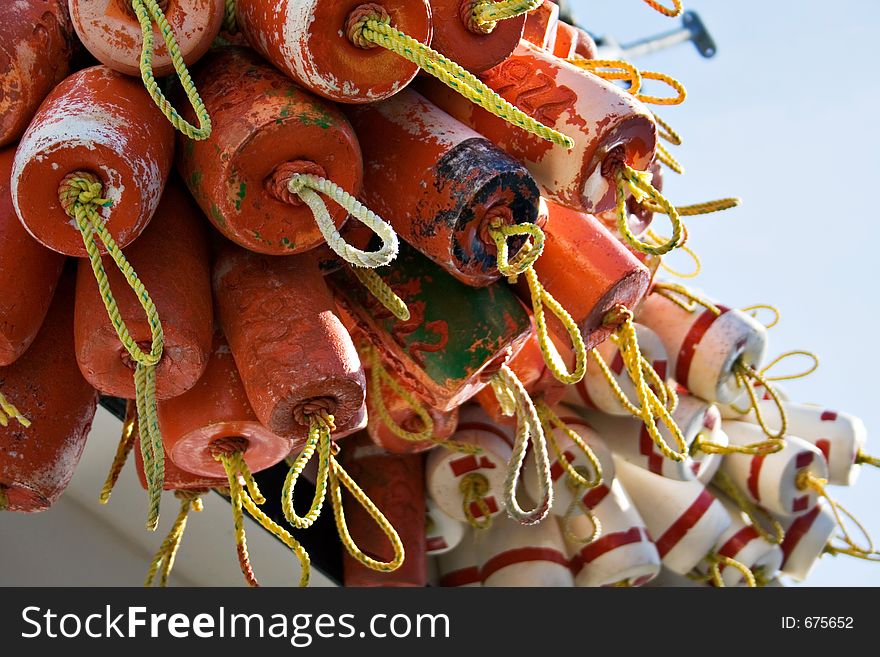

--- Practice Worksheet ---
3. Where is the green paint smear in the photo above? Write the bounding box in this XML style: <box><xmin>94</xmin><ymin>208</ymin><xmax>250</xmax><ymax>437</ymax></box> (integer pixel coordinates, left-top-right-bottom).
<box><xmin>210</xmin><ymin>204</ymin><xmax>226</xmax><ymax>229</ymax></box>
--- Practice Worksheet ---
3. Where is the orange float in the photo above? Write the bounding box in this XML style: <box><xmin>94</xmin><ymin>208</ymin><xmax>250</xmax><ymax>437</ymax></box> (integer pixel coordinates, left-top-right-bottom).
<box><xmin>521</xmin><ymin>0</ymin><xmax>558</xmax><ymax>50</ymax></box>
<box><xmin>0</xmin><ymin>0</ymin><xmax>74</xmax><ymax>147</ymax></box>
<box><xmin>74</xmin><ymin>178</ymin><xmax>212</xmax><ymax>400</ymax></box>
<box><xmin>0</xmin><ymin>146</ymin><xmax>65</xmax><ymax>366</ymax></box>
<box><xmin>366</xmin><ymin>379</ymin><xmax>459</xmax><ymax>453</ymax></box>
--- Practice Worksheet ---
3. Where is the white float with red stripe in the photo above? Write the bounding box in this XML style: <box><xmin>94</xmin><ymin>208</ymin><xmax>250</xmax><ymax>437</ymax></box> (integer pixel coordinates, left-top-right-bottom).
<box><xmin>475</xmin><ymin>513</ymin><xmax>574</xmax><ymax>587</ymax></box>
<box><xmin>426</xmin><ymin>404</ymin><xmax>513</xmax><ymax>524</ymax></box>
<box><xmin>774</xmin><ymin>499</ymin><xmax>836</xmax><ymax>581</ymax></box>
<box><xmin>636</xmin><ymin>290</ymin><xmax>768</xmax><ymax>404</ymax></box>
<box><xmin>719</xmin><ymin>422</ymin><xmax>829</xmax><ymax>516</ymax></box>
<box><xmin>579</xmin><ymin>395</ymin><xmax>726</xmax><ymax>482</ymax></box>
<box><xmin>563</xmin><ymin>323</ymin><xmax>669</xmax><ymax>416</ymax></box>
<box><xmin>425</xmin><ymin>498</ymin><xmax>466</xmax><ymax>556</ymax></box>
<box><xmin>698</xmin><ymin>496</ymin><xmax>783</xmax><ymax>587</ymax></box>
<box><xmin>613</xmin><ymin>456</ymin><xmax>731</xmax><ymax>575</ymax></box>
<box><xmin>523</xmin><ymin>409</ymin><xmax>615</xmax><ymax>515</ymax></box>
<box><xmin>436</xmin><ymin>528</ymin><xmax>481</xmax><ymax>587</ymax></box>
<box><xmin>565</xmin><ymin>479</ymin><xmax>661</xmax><ymax>587</ymax></box>
<box><xmin>739</xmin><ymin>402</ymin><xmax>867</xmax><ymax>486</ymax></box>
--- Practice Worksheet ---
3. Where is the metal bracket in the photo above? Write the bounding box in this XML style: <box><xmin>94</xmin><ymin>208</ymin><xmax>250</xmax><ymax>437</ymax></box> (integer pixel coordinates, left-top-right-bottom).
<box><xmin>593</xmin><ymin>10</ymin><xmax>717</xmax><ymax>60</ymax></box>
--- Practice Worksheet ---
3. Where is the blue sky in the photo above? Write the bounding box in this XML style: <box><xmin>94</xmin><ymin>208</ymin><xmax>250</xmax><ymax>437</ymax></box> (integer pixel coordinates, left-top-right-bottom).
<box><xmin>570</xmin><ymin>0</ymin><xmax>880</xmax><ymax>586</ymax></box>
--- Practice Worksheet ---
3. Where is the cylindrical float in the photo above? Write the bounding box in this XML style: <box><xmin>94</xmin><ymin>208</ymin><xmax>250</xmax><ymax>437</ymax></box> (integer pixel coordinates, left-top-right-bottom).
<box><xmin>427</xmin><ymin>0</ymin><xmax>525</xmax><ymax>73</ymax></box>
<box><xmin>717</xmin><ymin>381</ymin><xmax>788</xmax><ymax>420</ymax></box>
<box><xmin>213</xmin><ymin>243</ymin><xmax>366</xmax><ymax>446</ymax></box>
<box><xmin>344</xmin><ymin>89</ymin><xmax>541</xmax><ymax>286</ymax></box>
<box><xmin>235</xmin><ymin>0</ymin><xmax>432</xmax><ymax>104</ymax></box>
<box><xmin>583</xmin><ymin>395</ymin><xmax>726</xmax><ymax>482</ymax></box>
<box><xmin>135</xmin><ymin>435</ymin><xmax>226</xmax><ymax>491</ymax></box>
<box><xmin>426</xmin><ymin>405</ymin><xmax>513</xmax><ymax>524</ymax></box>
<box><xmin>367</xmin><ymin>379</ymin><xmax>459</xmax><ymax>454</ymax></box>
<box><xmin>0</xmin><ymin>146</ymin><xmax>66</xmax><ymax>365</ymax></box>
<box><xmin>719</xmin><ymin>422</ymin><xmax>828</xmax><ymax>517</ymax></box>
<box><xmin>475</xmin><ymin>513</ymin><xmax>573</xmax><ymax>586</ymax></box>
<box><xmin>521</xmin><ymin>0</ymin><xmax>558</xmax><ymax>50</ymax></box>
<box><xmin>12</xmin><ymin>65</ymin><xmax>174</xmax><ymax>257</ymax></box>
<box><xmin>0</xmin><ymin>0</ymin><xmax>74</xmax><ymax>147</ymax></box>
<box><xmin>614</xmin><ymin>456</ymin><xmax>731</xmax><ymax>575</ymax></box>
<box><xmin>341</xmin><ymin>434</ymin><xmax>427</xmax><ymax>587</ymax></box>
<box><xmin>636</xmin><ymin>290</ymin><xmax>769</xmax><ymax>404</ymax></box>
<box><xmin>553</xmin><ymin>20</ymin><xmax>597</xmax><ymax>59</ymax></box>
<box><xmin>436</xmin><ymin>528</ymin><xmax>481</xmax><ymax>586</ymax></box>
<box><xmin>426</xmin><ymin>498</ymin><xmax>466</xmax><ymax>556</ymax></box>
<box><xmin>564</xmin><ymin>322</ymin><xmax>667</xmax><ymax>416</ymax></box>
<box><xmin>522</xmin><ymin>202</ymin><xmax>650</xmax><ymax>351</ymax></box>
<box><xmin>330</xmin><ymin>243</ymin><xmax>532</xmax><ymax>411</ymax></box>
<box><xmin>74</xmin><ymin>178</ymin><xmax>212</xmax><ymax>400</ymax></box>
<box><xmin>567</xmin><ymin>479</ymin><xmax>661</xmax><ymax>587</ymax></box>
<box><xmin>68</xmin><ymin>0</ymin><xmax>223</xmax><ymax>77</ymax></box>
<box><xmin>775</xmin><ymin>500</ymin><xmax>836</xmax><ymax>582</ymax></box>
<box><xmin>699</xmin><ymin>496</ymin><xmax>784</xmax><ymax>587</ymax></box>
<box><xmin>158</xmin><ymin>333</ymin><xmax>294</xmax><ymax>478</ymax></box>
<box><xmin>741</xmin><ymin>402</ymin><xmax>866</xmax><ymax>486</ymax></box>
<box><xmin>0</xmin><ymin>274</ymin><xmax>99</xmax><ymax>511</ymax></box>
<box><xmin>417</xmin><ymin>40</ymin><xmax>657</xmax><ymax>215</ymax></box>
<box><xmin>523</xmin><ymin>410</ymin><xmax>615</xmax><ymax>515</ymax></box>
<box><xmin>178</xmin><ymin>47</ymin><xmax>363</xmax><ymax>256</ymax></box>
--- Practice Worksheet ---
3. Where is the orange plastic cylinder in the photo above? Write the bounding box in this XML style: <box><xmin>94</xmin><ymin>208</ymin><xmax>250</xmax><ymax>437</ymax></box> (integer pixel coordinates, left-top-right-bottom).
<box><xmin>427</xmin><ymin>0</ymin><xmax>525</xmax><ymax>73</ymax></box>
<box><xmin>236</xmin><ymin>0</ymin><xmax>432</xmax><ymax>104</ymax></box>
<box><xmin>417</xmin><ymin>40</ymin><xmax>656</xmax><ymax>215</ymax></box>
<box><xmin>213</xmin><ymin>243</ymin><xmax>366</xmax><ymax>446</ymax></box>
<box><xmin>0</xmin><ymin>274</ymin><xmax>99</xmax><ymax>511</ymax></box>
<box><xmin>73</xmin><ymin>178</ymin><xmax>212</xmax><ymax>400</ymax></box>
<box><xmin>366</xmin><ymin>380</ymin><xmax>459</xmax><ymax>453</ymax></box>
<box><xmin>177</xmin><ymin>47</ymin><xmax>363</xmax><ymax>256</ymax></box>
<box><xmin>522</xmin><ymin>0</ymin><xmax>558</xmax><ymax>50</ymax></box>
<box><xmin>0</xmin><ymin>146</ymin><xmax>65</xmax><ymax>365</ymax></box>
<box><xmin>521</xmin><ymin>201</ymin><xmax>651</xmax><ymax>351</ymax></box>
<box><xmin>345</xmin><ymin>89</ymin><xmax>541</xmax><ymax>286</ymax></box>
<box><xmin>158</xmin><ymin>333</ymin><xmax>294</xmax><ymax>479</ymax></box>
<box><xmin>68</xmin><ymin>0</ymin><xmax>224</xmax><ymax>77</ymax></box>
<box><xmin>12</xmin><ymin>65</ymin><xmax>174</xmax><ymax>257</ymax></box>
<box><xmin>0</xmin><ymin>0</ymin><xmax>75</xmax><ymax>147</ymax></box>
<box><xmin>341</xmin><ymin>433</ymin><xmax>427</xmax><ymax>586</ymax></box>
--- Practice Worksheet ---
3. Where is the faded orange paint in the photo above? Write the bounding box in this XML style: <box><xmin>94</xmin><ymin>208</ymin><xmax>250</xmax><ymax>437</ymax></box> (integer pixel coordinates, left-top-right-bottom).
<box><xmin>428</xmin><ymin>0</ymin><xmax>524</xmax><ymax>73</ymax></box>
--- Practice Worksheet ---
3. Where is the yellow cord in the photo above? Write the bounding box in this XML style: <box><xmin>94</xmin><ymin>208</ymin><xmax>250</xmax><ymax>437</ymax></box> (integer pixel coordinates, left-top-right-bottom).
<box><xmin>615</xmin><ymin>163</ymin><xmax>683</xmax><ymax>255</ymax></box>
<box><xmin>633</xmin><ymin>70</ymin><xmax>687</xmax><ymax>106</ymax></box>
<box><xmin>760</xmin><ymin>350</ymin><xmax>819</xmax><ymax>382</ymax></box>
<box><xmin>0</xmin><ymin>391</ymin><xmax>30</xmax><ymax>428</ymax></box>
<box><xmin>282</xmin><ymin>413</ymin><xmax>334</xmax><ymax>530</ymax></box>
<box><xmin>131</xmin><ymin>0</ymin><xmax>211</xmax><ymax>139</ymax></box>
<box><xmin>741</xmin><ymin>304</ymin><xmax>781</xmax><ymax>330</ymax></box>
<box><xmin>535</xmin><ymin>399</ymin><xmax>603</xmax><ymax>491</ymax></box>
<box><xmin>642</xmin><ymin>0</ymin><xmax>683</xmax><ymax>17</ymax></box>
<box><xmin>649</xmin><ymin>231</ymin><xmax>701</xmax><ymax>279</ymax></box>
<box><xmin>796</xmin><ymin>470</ymin><xmax>875</xmax><ymax>559</ymax></box>
<box><xmin>733</xmin><ymin>362</ymin><xmax>788</xmax><ymax>440</ymax></box>
<box><xmin>350</xmin><ymin>266</ymin><xmax>410</xmax><ymax>321</ymax></box>
<box><xmin>459</xmin><ymin>473</ymin><xmax>494</xmax><ymax>530</ymax></box>
<box><xmin>0</xmin><ymin>486</ymin><xmax>7</xmax><ymax>511</ymax></box>
<box><xmin>59</xmin><ymin>172</ymin><xmax>165</xmax><ymax>531</ymax></box>
<box><xmin>652</xmin><ymin>113</ymin><xmax>682</xmax><ymax>145</ymax></box>
<box><xmin>489</xmin><ymin>221</ymin><xmax>545</xmax><ymax>278</ymax></box>
<box><xmin>144</xmin><ymin>490</ymin><xmax>204</xmax><ymax>587</ymax></box>
<box><xmin>712</xmin><ymin>470</ymin><xmax>785</xmax><ymax>545</ymax></box>
<box><xmin>640</xmin><ymin>197</ymin><xmax>742</xmax><ymax>216</ymax></box>
<box><xmin>562</xmin><ymin>473</ymin><xmax>603</xmax><ymax>546</ymax></box>
<box><xmin>566</xmin><ymin>59</ymin><xmax>643</xmax><ymax>94</ymax></box>
<box><xmin>349</xmin><ymin>10</ymin><xmax>574</xmax><ymax>148</ymax></box>
<box><xmin>99</xmin><ymin>402</ymin><xmax>138</xmax><ymax>504</ymax></box>
<box><xmin>695</xmin><ymin>431</ymin><xmax>784</xmax><ymax>457</ymax></box>
<box><xmin>470</xmin><ymin>0</ymin><xmax>542</xmax><ymax>33</ymax></box>
<box><xmin>656</xmin><ymin>143</ymin><xmax>684</xmax><ymax>174</ymax></box>
<box><xmin>706</xmin><ymin>553</ymin><xmax>757</xmax><ymax>588</ymax></box>
<box><xmin>856</xmin><ymin>450</ymin><xmax>880</xmax><ymax>469</ymax></box>
<box><xmin>223</xmin><ymin>0</ymin><xmax>237</xmax><ymax>33</ymax></box>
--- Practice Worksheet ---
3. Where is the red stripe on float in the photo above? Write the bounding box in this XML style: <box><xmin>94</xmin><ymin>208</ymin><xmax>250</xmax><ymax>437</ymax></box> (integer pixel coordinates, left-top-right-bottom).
<box><xmin>791</xmin><ymin>495</ymin><xmax>810</xmax><ymax>513</ymax></box>
<box><xmin>639</xmin><ymin>425</ymin><xmax>666</xmax><ymax>475</ymax></box>
<box><xmin>795</xmin><ymin>451</ymin><xmax>814</xmax><ymax>469</ymax></box>
<box><xmin>570</xmin><ymin>527</ymin><xmax>650</xmax><ymax>574</ymax></box>
<box><xmin>468</xmin><ymin>496</ymin><xmax>498</xmax><ymax>519</ymax></box>
<box><xmin>655</xmin><ymin>490</ymin><xmax>716</xmax><ymax>558</ymax></box>
<box><xmin>820</xmin><ymin>411</ymin><xmax>838</xmax><ymax>422</ymax></box>
<box><xmin>574</xmin><ymin>377</ymin><xmax>597</xmax><ymax>410</ymax></box>
<box><xmin>611</xmin><ymin>349</ymin><xmax>625</xmax><ymax>376</ymax></box>
<box><xmin>481</xmin><ymin>547</ymin><xmax>570</xmax><ymax>581</ymax></box>
<box><xmin>426</xmin><ymin>537</ymin><xmax>448</xmax><ymax>553</ymax></box>
<box><xmin>748</xmin><ymin>455</ymin><xmax>766</xmax><ymax>501</ymax></box>
<box><xmin>780</xmin><ymin>505</ymin><xmax>821</xmax><ymax>566</ymax></box>
<box><xmin>675</xmin><ymin>306</ymin><xmax>730</xmax><ymax>387</ymax></box>
<box><xmin>815</xmin><ymin>439</ymin><xmax>831</xmax><ymax>463</ymax></box>
<box><xmin>550</xmin><ymin>450</ymin><xmax>575</xmax><ymax>482</ymax></box>
<box><xmin>439</xmin><ymin>567</ymin><xmax>481</xmax><ymax>587</ymax></box>
<box><xmin>717</xmin><ymin>526</ymin><xmax>759</xmax><ymax>561</ymax></box>
<box><xmin>449</xmin><ymin>454</ymin><xmax>498</xmax><ymax>477</ymax></box>
<box><xmin>581</xmin><ymin>484</ymin><xmax>611</xmax><ymax>509</ymax></box>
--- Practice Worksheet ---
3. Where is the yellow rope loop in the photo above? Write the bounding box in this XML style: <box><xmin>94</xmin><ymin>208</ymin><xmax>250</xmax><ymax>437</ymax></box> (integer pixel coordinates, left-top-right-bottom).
<box><xmin>487</xmin><ymin>221</ymin><xmax>545</xmax><ymax>278</ymax></box>
<box><xmin>368</xmin><ymin>347</ymin><xmax>434</xmax><ymax>442</ymax></box>
<box><xmin>0</xmin><ymin>391</ymin><xmax>30</xmax><ymax>428</ymax></box>
<box><xmin>536</xmin><ymin>399</ymin><xmax>603</xmax><ymax>490</ymax></box>
<box><xmin>824</xmin><ymin>544</ymin><xmax>880</xmax><ymax>562</ymax></box>
<box><xmin>60</xmin><ymin>172</ymin><xmax>166</xmax><ymax>530</ymax></box>
<box><xmin>856</xmin><ymin>450</ymin><xmax>880</xmax><ymax>469</ymax></box>
<box><xmin>282</xmin><ymin>413</ymin><xmax>333</xmax><ymax>530</ymax></box>
<box><xmin>522</xmin><ymin>267</ymin><xmax>588</xmax><ymax>385</ymax></box>
<box><xmin>131</xmin><ymin>0</ymin><xmax>212</xmax><ymax>139</ymax></box>
<box><xmin>760</xmin><ymin>350</ymin><xmax>820</xmax><ymax>382</ymax></box>
<box><xmin>653</xmin><ymin>281</ymin><xmax>721</xmax><ymax>315</ymax></box>
<box><xmin>562</xmin><ymin>484</ymin><xmax>603</xmax><ymax>546</ymax></box>
<box><xmin>634</xmin><ymin>70</ymin><xmax>687</xmax><ymax>106</ymax></box>
<box><xmin>349</xmin><ymin>266</ymin><xmax>410</xmax><ymax>321</ymax></box>
<box><xmin>655</xmin><ymin>143</ymin><xmax>684</xmax><ymax>174</ymax></box>
<box><xmin>706</xmin><ymin>553</ymin><xmax>757</xmax><ymax>588</ymax></box>
<box><xmin>492</xmin><ymin>364</ymin><xmax>553</xmax><ymax>524</ymax></box>
<box><xmin>615</xmin><ymin>164</ymin><xmax>683</xmax><ymax>256</ymax></box>
<box><xmin>733</xmin><ymin>362</ymin><xmax>788</xmax><ymax>440</ymax></box>
<box><xmin>589</xmin><ymin>341</ymin><xmax>676</xmax><ymax>417</ymax></box>
<box><xmin>696</xmin><ymin>433</ymin><xmax>784</xmax><ymax>457</ymax></box>
<box><xmin>642</xmin><ymin>0</ymin><xmax>683</xmax><ymax>17</ymax></box>
<box><xmin>352</xmin><ymin>13</ymin><xmax>574</xmax><ymax>148</ymax></box>
<box><xmin>566</xmin><ymin>58</ymin><xmax>643</xmax><ymax>94</ymax></box>
<box><xmin>459</xmin><ymin>473</ymin><xmax>494</xmax><ymax>530</ymax></box>
<box><xmin>652</xmin><ymin>113</ymin><xmax>682</xmax><ymax>145</ymax></box>
<box><xmin>741</xmin><ymin>304</ymin><xmax>781</xmax><ymax>330</ymax></box>
<box><xmin>712</xmin><ymin>470</ymin><xmax>785</xmax><ymax>545</ymax></box>
<box><xmin>99</xmin><ymin>403</ymin><xmax>138</xmax><ymax>504</ymax></box>
<box><xmin>612</xmin><ymin>308</ymin><xmax>689</xmax><ymax>462</ymax></box>
<box><xmin>241</xmin><ymin>489</ymin><xmax>311</xmax><ymax>587</ymax></box>
<box><xmin>641</xmin><ymin>197</ymin><xmax>742</xmax><ymax>218</ymax></box>
<box><xmin>796</xmin><ymin>470</ymin><xmax>875</xmax><ymax>557</ymax></box>
<box><xmin>648</xmin><ymin>231</ymin><xmax>701</xmax><ymax>279</ymax></box>
<box><xmin>144</xmin><ymin>490</ymin><xmax>205</xmax><ymax>587</ymax></box>
<box><xmin>223</xmin><ymin>0</ymin><xmax>237</xmax><ymax>33</ymax></box>
<box><xmin>329</xmin><ymin>454</ymin><xmax>405</xmax><ymax>572</ymax></box>
<box><xmin>286</xmin><ymin>174</ymin><xmax>399</xmax><ymax>268</ymax></box>
<box><xmin>470</xmin><ymin>0</ymin><xmax>543</xmax><ymax>33</ymax></box>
